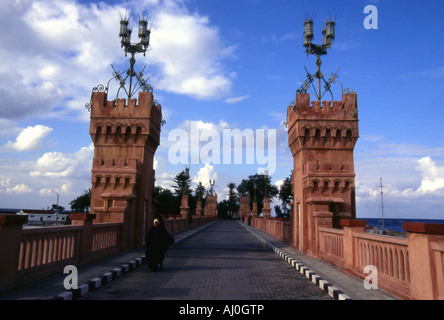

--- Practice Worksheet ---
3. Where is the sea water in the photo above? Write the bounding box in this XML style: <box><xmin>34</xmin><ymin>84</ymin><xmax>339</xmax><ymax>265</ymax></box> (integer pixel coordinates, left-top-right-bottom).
<box><xmin>357</xmin><ymin>218</ymin><xmax>444</xmax><ymax>233</ymax></box>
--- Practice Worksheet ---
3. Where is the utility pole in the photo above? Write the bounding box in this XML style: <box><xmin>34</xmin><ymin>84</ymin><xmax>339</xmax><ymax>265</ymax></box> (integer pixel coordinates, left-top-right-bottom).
<box><xmin>379</xmin><ymin>178</ymin><xmax>384</xmax><ymax>231</ymax></box>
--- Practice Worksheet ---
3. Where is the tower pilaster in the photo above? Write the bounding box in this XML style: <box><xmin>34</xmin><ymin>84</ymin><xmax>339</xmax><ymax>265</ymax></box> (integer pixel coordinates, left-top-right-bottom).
<box><xmin>287</xmin><ymin>93</ymin><xmax>359</xmax><ymax>254</ymax></box>
<box><xmin>89</xmin><ymin>91</ymin><xmax>162</xmax><ymax>249</ymax></box>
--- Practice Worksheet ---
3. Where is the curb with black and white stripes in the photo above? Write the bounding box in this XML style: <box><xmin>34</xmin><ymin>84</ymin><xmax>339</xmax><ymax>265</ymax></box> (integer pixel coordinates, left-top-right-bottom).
<box><xmin>55</xmin><ymin>257</ymin><xmax>146</xmax><ymax>300</ymax></box>
<box><xmin>269</xmin><ymin>245</ymin><xmax>352</xmax><ymax>300</ymax></box>
<box><xmin>240</xmin><ymin>222</ymin><xmax>352</xmax><ymax>300</ymax></box>
<box><xmin>55</xmin><ymin>220</ymin><xmax>219</xmax><ymax>300</ymax></box>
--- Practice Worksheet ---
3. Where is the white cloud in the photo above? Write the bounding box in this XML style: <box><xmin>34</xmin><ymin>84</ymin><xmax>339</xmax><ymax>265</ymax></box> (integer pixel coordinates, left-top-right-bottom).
<box><xmin>0</xmin><ymin>0</ymin><xmax>236</xmax><ymax>124</ymax></box>
<box><xmin>149</xmin><ymin>9</ymin><xmax>235</xmax><ymax>99</ymax></box>
<box><xmin>194</xmin><ymin>163</ymin><xmax>217</xmax><ymax>188</ymax></box>
<box><xmin>270</xmin><ymin>32</ymin><xmax>297</xmax><ymax>43</ymax></box>
<box><xmin>354</xmin><ymin>134</ymin><xmax>444</xmax><ymax>218</ymax></box>
<box><xmin>0</xmin><ymin>0</ymin><xmax>121</xmax><ymax>121</ymax></box>
<box><xmin>0</xmin><ymin>143</ymin><xmax>94</xmax><ymax>208</ymax></box>
<box><xmin>30</xmin><ymin>152</ymin><xmax>76</xmax><ymax>177</ymax></box>
<box><xmin>178</xmin><ymin>119</ymin><xmax>230</xmax><ymax>132</ymax></box>
<box><xmin>5</xmin><ymin>125</ymin><xmax>53</xmax><ymax>151</ymax></box>
<box><xmin>225</xmin><ymin>95</ymin><xmax>249</xmax><ymax>104</ymax></box>
<box><xmin>416</xmin><ymin>157</ymin><xmax>444</xmax><ymax>194</ymax></box>
<box><xmin>356</xmin><ymin>155</ymin><xmax>444</xmax><ymax>218</ymax></box>
<box><xmin>30</xmin><ymin>143</ymin><xmax>93</xmax><ymax>178</ymax></box>
<box><xmin>0</xmin><ymin>178</ymin><xmax>32</xmax><ymax>194</ymax></box>
<box><xmin>6</xmin><ymin>184</ymin><xmax>32</xmax><ymax>194</ymax></box>
<box><xmin>0</xmin><ymin>71</ymin><xmax>63</xmax><ymax>120</ymax></box>
<box><xmin>39</xmin><ymin>188</ymin><xmax>53</xmax><ymax>196</ymax></box>
<box><xmin>274</xmin><ymin>179</ymin><xmax>284</xmax><ymax>189</ymax></box>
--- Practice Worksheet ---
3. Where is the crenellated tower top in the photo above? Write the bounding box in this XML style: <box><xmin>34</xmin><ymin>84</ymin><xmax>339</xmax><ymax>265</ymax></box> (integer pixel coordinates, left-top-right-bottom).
<box><xmin>287</xmin><ymin>93</ymin><xmax>359</xmax><ymax>156</ymax></box>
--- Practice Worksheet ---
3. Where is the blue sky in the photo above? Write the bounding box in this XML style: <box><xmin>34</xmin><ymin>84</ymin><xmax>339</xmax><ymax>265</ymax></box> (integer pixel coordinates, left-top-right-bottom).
<box><xmin>1</xmin><ymin>0</ymin><xmax>444</xmax><ymax>219</ymax></box>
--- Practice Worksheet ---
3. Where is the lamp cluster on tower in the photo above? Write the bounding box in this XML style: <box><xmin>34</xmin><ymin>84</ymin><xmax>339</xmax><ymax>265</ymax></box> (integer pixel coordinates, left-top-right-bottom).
<box><xmin>119</xmin><ymin>15</ymin><xmax>151</xmax><ymax>56</ymax></box>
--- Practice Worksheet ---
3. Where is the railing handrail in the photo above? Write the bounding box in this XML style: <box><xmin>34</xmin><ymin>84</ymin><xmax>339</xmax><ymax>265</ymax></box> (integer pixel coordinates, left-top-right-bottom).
<box><xmin>92</xmin><ymin>222</ymin><xmax>122</xmax><ymax>229</ymax></box>
<box><xmin>21</xmin><ymin>225</ymin><xmax>82</xmax><ymax>235</ymax></box>
<box><xmin>318</xmin><ymin>227</ymin><xmax>344</xmax><ymax>235</ymax></box>
<box><xmin>354</xmin><ymin>231</ymin><xmax>408</xmax><ymax>246</ymax></box>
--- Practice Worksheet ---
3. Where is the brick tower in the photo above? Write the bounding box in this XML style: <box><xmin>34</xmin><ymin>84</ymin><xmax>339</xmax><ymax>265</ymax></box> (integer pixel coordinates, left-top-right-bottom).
<box><xmin>89</xmin><ymin>91</ymin><xmax>162</xmax><ymax>250</ymax></box>
<box><xmin>287</xmin><ymin>93</ymin><xmax>359</xmax><ymax>255</ymax></box>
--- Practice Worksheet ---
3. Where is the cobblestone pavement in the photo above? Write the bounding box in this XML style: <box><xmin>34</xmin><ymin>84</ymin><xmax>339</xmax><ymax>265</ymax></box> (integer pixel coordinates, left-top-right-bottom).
<box><xmin>79</xmin><ymin>220</ymin><xmax>331</xmax><ymax>300</ymax></box>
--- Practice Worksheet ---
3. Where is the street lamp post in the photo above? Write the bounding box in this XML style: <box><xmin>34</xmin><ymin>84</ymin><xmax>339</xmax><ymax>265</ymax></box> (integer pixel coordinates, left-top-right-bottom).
<box><xmin>209</xmin><ymin>179</ymin><xmax>215</xmax><ymax>196</ymax></box>
<box><xmin>264</xmin><ymin>169</ymin><xmax>269</xmax><ymax>199</ymax></box>
<box><xmin>198</xmin><ymin>182</ymin><xmax>203</xmax><ymax>216</ymax></box>
<box><xmin>184</xmin><ymin>167</ymin><xmax>190</xmax><ymax>195</ymax></box>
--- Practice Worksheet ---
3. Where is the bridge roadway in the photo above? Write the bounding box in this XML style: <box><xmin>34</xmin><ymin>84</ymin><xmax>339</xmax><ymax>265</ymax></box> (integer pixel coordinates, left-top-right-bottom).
<box><xmin>0</xmin><ymin>220</ymin><xmax>398</xmax><ymax>302</ymax></box>
<box><xmin>79</xmin><ymin>219</ymin><xmax>331</xmax><ymax>300</ymax></box>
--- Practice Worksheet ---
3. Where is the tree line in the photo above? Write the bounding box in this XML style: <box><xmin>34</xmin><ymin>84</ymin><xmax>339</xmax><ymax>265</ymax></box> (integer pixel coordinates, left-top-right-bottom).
<box><xmin>68</xmin><ymin>171</ymin><xmax>294</xmax><ymax>219</ymax></box>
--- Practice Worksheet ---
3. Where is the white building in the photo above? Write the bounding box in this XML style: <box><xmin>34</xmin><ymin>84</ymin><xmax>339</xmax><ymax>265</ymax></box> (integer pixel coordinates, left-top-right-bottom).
<box><xmin>16</xmin><ymin>209</ymin><xmax>68</xmax><ymax>227</ymax></box>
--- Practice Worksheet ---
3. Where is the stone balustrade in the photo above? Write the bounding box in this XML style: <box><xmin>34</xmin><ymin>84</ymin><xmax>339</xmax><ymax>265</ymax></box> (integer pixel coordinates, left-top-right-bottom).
<box><xmin>0</xmin><ymin>213</ymin><xmax>217</xmax><ymax>294</ymax></box>
<box><xmin>246</xmin><ymin>216</ymin><xmax>444</xmax><ymax>300</ymax></box>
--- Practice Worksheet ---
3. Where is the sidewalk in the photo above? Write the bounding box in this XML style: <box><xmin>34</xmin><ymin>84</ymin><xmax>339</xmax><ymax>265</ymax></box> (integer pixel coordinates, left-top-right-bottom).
<box><xmin>0</xmin><ymin>220</ymin><xmax>219</xmax><ymax>300</ymax></box>
<box><xmin>239</xmin><ymin>221</ymin><xmax>399</xmax><ymax>300</ymax></box>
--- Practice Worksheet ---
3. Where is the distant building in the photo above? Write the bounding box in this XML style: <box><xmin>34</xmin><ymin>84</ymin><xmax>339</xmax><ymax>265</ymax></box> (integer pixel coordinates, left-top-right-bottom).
<box><xmin>0</xmin><ymin>208</ymin><xmax>69</xmax><ymax>227</ymax></box>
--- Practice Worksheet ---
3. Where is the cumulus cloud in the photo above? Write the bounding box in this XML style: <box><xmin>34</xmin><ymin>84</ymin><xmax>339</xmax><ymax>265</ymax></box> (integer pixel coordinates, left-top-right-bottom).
<box><xmin>39</xmin><ymin>188</ymin><xmax>53</xmax><ymax>196</ymax></box>
<box><xmin>0</xmin><ymin>178</ymin><xmax>32</xmax><ymax>194</ymax></box>
<box><xmin>7</xmin><ymin>184</ymin><xmax>32</xmax><ymax>194</ymax></box>
<box><xmin>0</xmin><ymin>143</ymin><xmax>94</xmax><ymax>208</ymax></box>
<box><xmin>0</xmin><ymin>1</ymin><xmax>121</xmax><ymax>121</ymax></box>
<box><xmin>416</xmin><ymin>157</ymin><xmax>444</xmax><ymax>194</ymax></box>
<box><xmin>356</xmin><ymin>156</ymin><xmax>444</xmax><ymax>203</ymax></box>
<box><xmin>5</xmin><ymin>125</ymin><xmax>53</xmax><ymax>151</ymax></box>
<box><xmin>150</xmin><ymin>9</ymin><xmax>235</xmax><ymax>100</ymax></box>
<box><xmin>30</xmin><ymin>152</ymin><xmax>76</xmax><ymax>177</ymax></box>
<box><xmin>0</xmin><ymin>0</ymin><xmax>236</xmax><ymax>123</ymax></box>
<box><xmin>165</xmin><ymin>119</ymin><xmax>278</xmax><ymax>174</ymax></box>
<box><xmin>194</xmin><ymin>163</ymin><xmax>218</xmax><ymax>189</ymax></box>
<box><xmin>274</xmin><ymin>179</ymin><xmax>284</xmax><ymax>189</ymax></box>
<box><xmin>0</xmin><ymin>71</ymin><xmax>63</xmax><ymax>120</ymax></box>
<box><xmin>30</xmin><ymin>143</ymin><xmax>93</xmax><ymax>178</ymax></box>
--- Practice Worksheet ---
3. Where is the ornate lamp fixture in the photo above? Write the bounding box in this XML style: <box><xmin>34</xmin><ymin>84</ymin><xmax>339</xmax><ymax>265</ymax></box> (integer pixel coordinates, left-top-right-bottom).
<box><xmin>86</xmin><ymin>14</ymin><xmax>161</xmax><ymax>113</ymax></box>
<box><xmin>298</xmin><ymin>15</ymin><xmax>339</xmax><ymax>102</ymax></box>
<box><xmin>114</xmin><ymin>14</ymin><xmax>152</xmax><ymax>100</ymax></box>
<box><xmin>283</xmin><ymin>15</ymin><xmax>357</xmax><ymax>129</ymax></box>
<box><xmin>209</xmin><ymin>179</ymin><xmax>215</xmax><ymax>196</ymax></box>
<box><xmin>119</xmin><ymin>15</ymin><xmax>150</xmax><ymax>56</ymax></box>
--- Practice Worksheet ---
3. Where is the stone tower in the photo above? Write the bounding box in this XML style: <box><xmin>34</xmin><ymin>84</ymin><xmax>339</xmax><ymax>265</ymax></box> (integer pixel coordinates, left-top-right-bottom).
<box><xmin>287</xmin><ymin>93</ymin><xmax>359</xmax><ymax>255</ymax></box>
<box><xmin>89</xmin><ymin>91</ymin><xmax>162</xmax><ymax>250</ymax></box>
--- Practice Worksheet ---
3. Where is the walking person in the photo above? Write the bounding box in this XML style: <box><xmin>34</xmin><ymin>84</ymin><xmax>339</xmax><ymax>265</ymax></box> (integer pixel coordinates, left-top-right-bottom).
<box><xmin>145</xmin><ymin>217</ymin><xmax>174</xmax><ymax>272</ymax></box>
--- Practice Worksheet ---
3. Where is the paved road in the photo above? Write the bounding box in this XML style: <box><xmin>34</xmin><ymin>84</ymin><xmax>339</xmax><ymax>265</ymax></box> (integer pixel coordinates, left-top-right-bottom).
<box><xmin>79</xmin><ymin>220</ymin><xmax>331</xmax><ymax>300</ymax></box>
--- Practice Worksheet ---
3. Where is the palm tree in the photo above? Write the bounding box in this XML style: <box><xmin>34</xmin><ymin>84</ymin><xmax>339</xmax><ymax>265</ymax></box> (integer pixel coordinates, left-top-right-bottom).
<box><xmin>69</xmin><ymin>188</ymin><xmax>91</xmax><ymax>213</ymax></box>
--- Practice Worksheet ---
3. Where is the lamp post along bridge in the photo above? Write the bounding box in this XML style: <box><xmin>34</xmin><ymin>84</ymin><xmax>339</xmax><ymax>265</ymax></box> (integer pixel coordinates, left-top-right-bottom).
<box><xmin>85</xmin><ymin>13</ymin><xmax>165</xmax><ymax>128</ymax></box>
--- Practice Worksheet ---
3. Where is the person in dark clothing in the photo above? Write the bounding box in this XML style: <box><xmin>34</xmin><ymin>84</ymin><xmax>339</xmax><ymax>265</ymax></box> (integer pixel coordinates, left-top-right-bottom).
<box><xmin>145</xmin><ymin>218</ymin><xmax>174</xmax><ymax>272</ymax></box>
